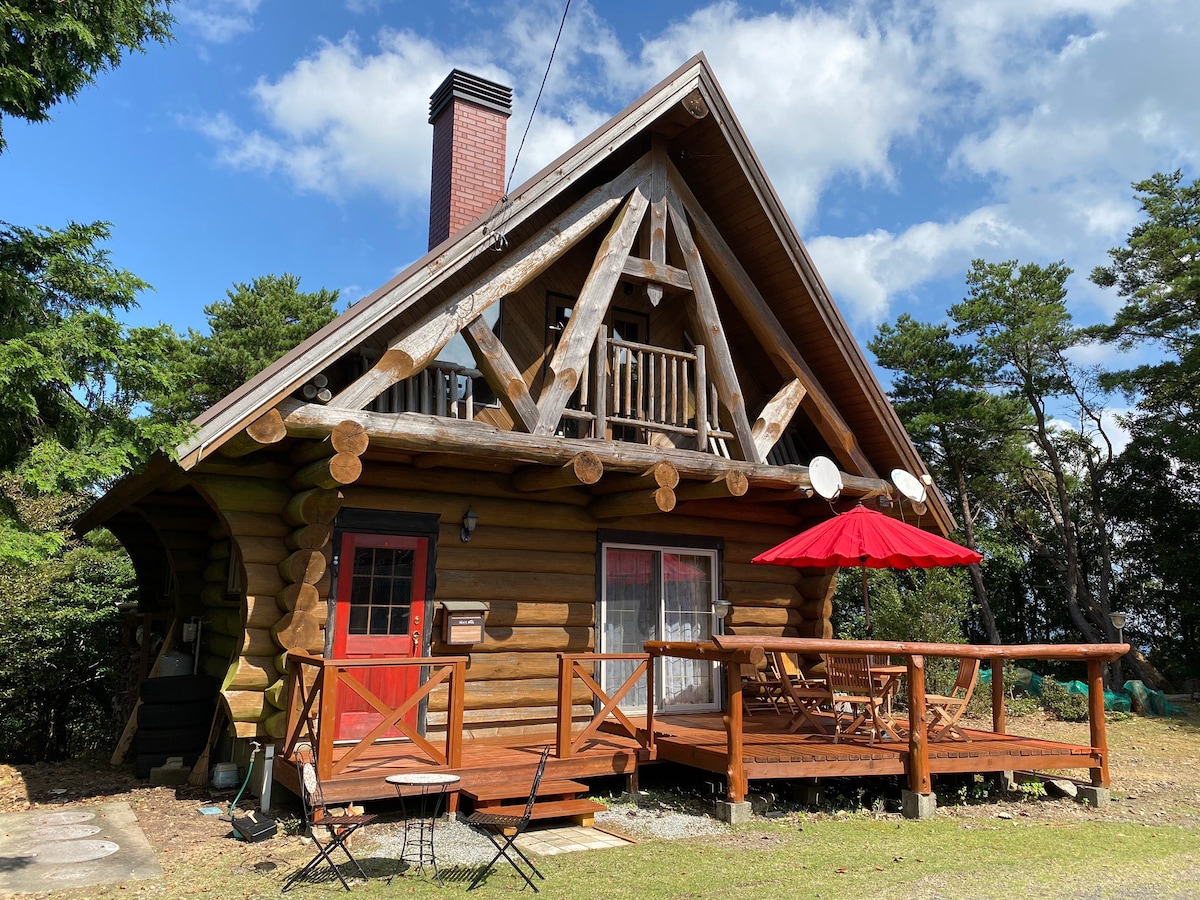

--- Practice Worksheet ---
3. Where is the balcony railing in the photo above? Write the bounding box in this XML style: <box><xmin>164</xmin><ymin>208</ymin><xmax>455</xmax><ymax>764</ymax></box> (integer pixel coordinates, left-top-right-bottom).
<box><xmin>368</xmin><ymin>360</ymin><xmax>479</xmax><ymax>419</ymax></box>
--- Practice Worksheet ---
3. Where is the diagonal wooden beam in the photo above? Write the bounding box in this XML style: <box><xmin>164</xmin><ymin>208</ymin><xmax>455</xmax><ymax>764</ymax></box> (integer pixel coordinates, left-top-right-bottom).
<box><xmin>462</xmin><ymin>317</ymin><xmax>539</xmax><ymax>432</ymax></box>
<box><xmin>646</xmin><ymin>134</ymin><xmax>669</xmax><ymax>307</ymax></box>
<box><xmin>329</xmin><ymin>153</ymin><xmax>652</xmax><ymax>411</ymax></box>
<box><xmin>666</xmin><ymin>196</ymin><xmax>762</xmax><ymax>464</ymax></box>
<box><xmin>534</xmin><ymin>181</ymin><xmax>651</xmax><ymax>435</ymax></box>
<box><xmin>752</xmin><ymin>378</ymin><xmax>807</xmax><ymax>461</ymax></box>
<box><xmin>665</xmin><ymin>160</ymin><xmax>876</xmax><ymax>478</ymax></box>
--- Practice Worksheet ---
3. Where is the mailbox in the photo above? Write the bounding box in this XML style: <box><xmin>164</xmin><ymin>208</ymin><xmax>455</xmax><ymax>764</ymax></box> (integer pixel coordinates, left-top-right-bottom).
<box><xmin>441</xmin><ymin>601</ymin><xmax>486</xmax><ymax>645</ymax></box>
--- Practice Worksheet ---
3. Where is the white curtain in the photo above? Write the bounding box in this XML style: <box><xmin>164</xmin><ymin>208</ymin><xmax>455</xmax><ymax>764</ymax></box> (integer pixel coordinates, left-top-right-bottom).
<box><xmin>661</xmin><ymin>553</ymin><xmax>713</xmax><ymax>707</ymax></box>
<box><xmin>601</xmin><ymin>547</ymin><xmax>714</xmax><ymax>711</ymax></box>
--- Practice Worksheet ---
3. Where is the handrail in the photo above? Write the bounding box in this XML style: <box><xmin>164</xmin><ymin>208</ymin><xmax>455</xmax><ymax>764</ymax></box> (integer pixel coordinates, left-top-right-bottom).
<box><xmin>555</xmin><ymin>653</ymin><xmax>655</xmax><ymax>759</ymax></box>
<box><xmin>651</xmin><ymin>639</ymin><xmax>1124</xmax><ymax>803</ymax></box>
<box><xmin>712</xmin><ymin>635</ymin><xmax>1129</xmax><ymax>662</ymax></box>
<box><xmin>282</xmin><ymin>652</ymin><xmax>468</xmax><ymax>782</ymax></box>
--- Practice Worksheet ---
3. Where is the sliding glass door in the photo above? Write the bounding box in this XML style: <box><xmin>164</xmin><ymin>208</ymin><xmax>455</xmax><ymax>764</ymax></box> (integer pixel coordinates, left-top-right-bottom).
<box><xmin>599</xmin><ymin>543</ymin><xmax>719</xmax><ymax>714</ymax></box>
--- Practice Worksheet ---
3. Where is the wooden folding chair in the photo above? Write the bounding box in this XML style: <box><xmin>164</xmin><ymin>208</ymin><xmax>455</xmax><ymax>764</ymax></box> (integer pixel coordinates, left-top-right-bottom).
<box><xmin>771</xmin><ymin>652</ymin><xmax>831</xmax><ymax>733</ymax></box>
<box><xmin>823</xmin><ymin>655</ymin><xmax>903</xmax><ymax>745</ymax></box>
<box><xmin>282</xmin><ymin>747</ymin><xmax>377</xmax><ymax>892</ymax></box>
<box><xmin>466</xmin><ymin>747</ymin><xmax>551</xmax><ymax>892</ymax></box>
<box><xmin>926</xmin><ymin>658</ymin><xmax>980</xmax><ymax>740</ymax></box>
<box><xmin>738</xmin><ymin>662</ymin><xmax>786</xmax><ymax>716</ymax></box>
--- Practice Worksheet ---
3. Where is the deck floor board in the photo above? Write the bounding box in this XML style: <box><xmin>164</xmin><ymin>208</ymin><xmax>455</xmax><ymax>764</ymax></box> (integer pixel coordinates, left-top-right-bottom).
<box><xmin>283</xmin><ymin>714</ymin><xmax>1100</xmax><ymax>806</ymax></box>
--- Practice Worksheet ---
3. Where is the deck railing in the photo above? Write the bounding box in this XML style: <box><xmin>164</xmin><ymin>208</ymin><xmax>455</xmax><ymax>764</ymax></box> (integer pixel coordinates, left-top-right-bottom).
<box><xmin>282</xmin><ymin>652</ymin><xmax>467</xmax><ymax>783</ymax></box>
<box><xmin>555</xmin><ymin>652</ymin><xmax>658</xmax><ymax>758</ymax></box>
<box><xmin>652</xmin><ymin>637</ymin><xmax>1129</xmax><ymax>804</ymax></box>
<box><xmin>368</xmin><ymin>359</ymin><xmax>479</xmax><ymax>419</ymax></box>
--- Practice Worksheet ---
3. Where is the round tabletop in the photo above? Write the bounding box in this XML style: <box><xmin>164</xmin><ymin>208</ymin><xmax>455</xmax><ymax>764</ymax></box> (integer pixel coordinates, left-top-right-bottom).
<box><xmin>385</xmin><ymin>772</ymin><xmax>461</xmax><ymax>786</ymax></box>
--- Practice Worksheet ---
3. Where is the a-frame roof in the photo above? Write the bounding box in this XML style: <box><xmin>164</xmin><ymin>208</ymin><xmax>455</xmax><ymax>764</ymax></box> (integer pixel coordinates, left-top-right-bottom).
<box><xmin>165</xmin><ymin>54</ymin><xmax>950</xmax><ymax>533</ymax></box>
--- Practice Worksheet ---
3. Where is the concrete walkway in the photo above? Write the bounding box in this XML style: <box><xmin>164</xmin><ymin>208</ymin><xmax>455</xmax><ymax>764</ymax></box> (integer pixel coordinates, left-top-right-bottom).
<box><xmin>0</xmin><ymin>802</ymin><xmax>160</xmax><ymax>895</ymax></box>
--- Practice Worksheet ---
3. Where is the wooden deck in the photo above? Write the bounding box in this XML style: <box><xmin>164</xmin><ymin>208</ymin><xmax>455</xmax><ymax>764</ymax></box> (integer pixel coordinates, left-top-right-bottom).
<box><xmin>277</xmin><ymin>643</ymin><xmax>1119</xmax><ymax>811</ymax></box>
<box><xmin>278</xmin><ymin>713</ymin><xmax>1098</xmax><ymax>807</ymax></box>
<box><xmin>275</xmin><ymin>728</ymin><xmax>644</xmax><ymax>806</ymax></box>
<box><xmin>650</xmin><ymin>713</ymin><xmax>1099</xmax><ymax>782</ymax></box>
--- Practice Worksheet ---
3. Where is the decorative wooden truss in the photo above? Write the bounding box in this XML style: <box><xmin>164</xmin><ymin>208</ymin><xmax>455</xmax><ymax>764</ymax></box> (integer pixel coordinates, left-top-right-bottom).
<box><xmin>323</xmin><ymin>139</ymin><xmax>873</xmax><ymax>477</ymax></box>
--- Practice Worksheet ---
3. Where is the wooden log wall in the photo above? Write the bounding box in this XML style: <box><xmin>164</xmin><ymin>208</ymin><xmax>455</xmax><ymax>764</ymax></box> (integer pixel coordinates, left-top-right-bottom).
<box><xmin>190</xmin><ymin>422</ymin><xmax>367</xmax><ymax>741</ymax></box>
<box><xmin>343</xmin><ymin>458</ymin><xmax>836</xmax><ymax>740</ymax></box>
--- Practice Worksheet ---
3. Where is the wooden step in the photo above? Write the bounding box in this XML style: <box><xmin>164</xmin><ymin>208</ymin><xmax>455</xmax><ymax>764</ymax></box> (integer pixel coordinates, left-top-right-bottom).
<box><xmin>463</xmin><ymin>779</ymin><xmax>589</xmax><ymax>804</ymax></box>
<box><xmin>481</xmin><ymin>798</ymin><xmax>607</xmax><ymax>833</ymax></box>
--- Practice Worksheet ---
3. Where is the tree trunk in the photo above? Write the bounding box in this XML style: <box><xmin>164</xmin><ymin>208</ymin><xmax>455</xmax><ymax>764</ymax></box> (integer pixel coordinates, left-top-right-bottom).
<box><xmin>950</xmin><ymin>457</ymin><xmax>1000</xmax><ymax>643</ymax></box>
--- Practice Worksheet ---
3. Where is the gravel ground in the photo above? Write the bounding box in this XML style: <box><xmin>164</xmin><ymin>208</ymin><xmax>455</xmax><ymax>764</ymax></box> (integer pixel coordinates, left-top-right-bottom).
<box><xmin>368</xmin><ymin>796</ymin><xmax>730</xmax><ymax>866</ymax></box>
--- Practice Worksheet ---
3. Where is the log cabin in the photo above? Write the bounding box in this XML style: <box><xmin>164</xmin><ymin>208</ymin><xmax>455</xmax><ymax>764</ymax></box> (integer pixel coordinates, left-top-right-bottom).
<box><xmin>80</xmin><ymin>55</ymin><xmax>1111</xmax><ymax>813</ymax></box>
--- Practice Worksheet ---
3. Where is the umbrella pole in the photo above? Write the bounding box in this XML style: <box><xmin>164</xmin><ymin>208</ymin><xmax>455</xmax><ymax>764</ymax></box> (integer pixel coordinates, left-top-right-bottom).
<box><xmin>861</xmin><ymin>565</ymin><xmax>872</xmax><ymax>637</ymax></box>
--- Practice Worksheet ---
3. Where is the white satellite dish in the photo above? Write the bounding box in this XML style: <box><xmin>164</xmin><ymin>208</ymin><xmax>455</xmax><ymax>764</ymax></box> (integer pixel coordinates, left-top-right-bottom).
<box><xmin>891</xmin><ymin>469</ymin><xmax>928</xmax><ymax>504</ymax></box>
<box><xmin>808</xmin><ymin>456</ymin><xmax>843</xmax><ymax>500</ymax></box>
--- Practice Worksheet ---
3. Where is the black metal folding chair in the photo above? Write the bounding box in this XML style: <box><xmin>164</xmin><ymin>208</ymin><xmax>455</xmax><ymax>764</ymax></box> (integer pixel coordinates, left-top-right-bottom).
<box><xmin>282</xmin><ymin>748</ymin><xmax>377</xmax><ymax>892</ymax></box>
<box><xmin>465</xmin><ymin>747</ymin><xmax>551</xmax><ymax>892</ymax></box>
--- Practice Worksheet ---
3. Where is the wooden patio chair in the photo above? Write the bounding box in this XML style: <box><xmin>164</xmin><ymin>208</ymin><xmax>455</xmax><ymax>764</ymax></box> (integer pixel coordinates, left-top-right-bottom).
<box><xmin>822</xmin><ymin>655</ymin><xmax>904</xmax><ymax>745</ymax></box>
<box><xmin>738</xmin><ymin>662</ymin><xmax>786</xmax><ymax>716</ymax></box>
<box><xmin>771</xmin><ymin>652</ymin><xmax>832</xmax><ymax>733</ymax></box>
<box><xmin>282</xmin><ymin>746</ymin><xmax>378</xmax><ymax>892</ymax></box>
<box><xmin>466</xmin><ymin>747</ymin><xmax>551</xmax><ymax>892</ymax></box>
<box><xmin>925</xmin><ymin>658</ymin><xmax>980</xmax><ymax>741</ymax></box>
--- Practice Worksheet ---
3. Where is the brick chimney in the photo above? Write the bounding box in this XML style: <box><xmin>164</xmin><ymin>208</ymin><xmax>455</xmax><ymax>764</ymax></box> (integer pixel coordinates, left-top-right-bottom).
<box><xmin>428</xmin><ymin>70</ymin><xmax>513</xmax><ymax>250</ymax></box>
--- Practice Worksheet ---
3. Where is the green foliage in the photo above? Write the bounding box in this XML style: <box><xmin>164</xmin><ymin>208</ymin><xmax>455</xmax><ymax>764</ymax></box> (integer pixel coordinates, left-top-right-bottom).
<box><xmin>1040</xmin><ymin>678</ymin><xmax>1089</xmax><ymax>722</ymax></box>
<box><xmin>0</xmin><ymin>0</ymin><xmax>175</xmax><ymax>150</ymax></box>
<box><xmin>0</xmin><ymin>535</ymin><xmax>133</xmax><ymax>761</ymax></box>
<box><xmin>1090</xmin><ymin>171</ymin><xmax>1200</xmax><ymax>462</ymax></box>
<box><xmin>154</xmin><ymin>274</ymin><xmax>339</xmax><ymax>420</ymax></box>
<box><xmin>0</xmin><ymin>220</ymin><xmax>187</xmax><ymax>492</ymax></box>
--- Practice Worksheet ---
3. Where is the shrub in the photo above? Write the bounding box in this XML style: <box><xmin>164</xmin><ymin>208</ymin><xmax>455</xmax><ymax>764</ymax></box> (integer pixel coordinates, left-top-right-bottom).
<box><xmin>1041</xmin><ymin>677</ymin><xmax>1089</xmax><ymax>722</ymax></box>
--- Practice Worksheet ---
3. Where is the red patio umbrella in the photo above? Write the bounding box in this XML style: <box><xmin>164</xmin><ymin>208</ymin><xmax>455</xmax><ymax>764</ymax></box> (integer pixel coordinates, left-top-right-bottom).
<box><xmin>752</xmin><ymin>504</ymin><xmax>982</xmax><ymax>634</ymax></box>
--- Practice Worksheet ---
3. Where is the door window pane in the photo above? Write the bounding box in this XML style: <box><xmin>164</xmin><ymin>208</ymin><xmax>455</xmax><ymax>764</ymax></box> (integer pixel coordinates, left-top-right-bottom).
<box><xmin>346</xmin><ymin>547</ymin><xmax>415</xmax><ymax>635</ymax></box>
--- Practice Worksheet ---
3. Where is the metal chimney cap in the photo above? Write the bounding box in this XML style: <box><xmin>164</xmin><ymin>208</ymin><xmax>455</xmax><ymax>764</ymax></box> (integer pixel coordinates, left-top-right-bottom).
<box><xmin>429</xmin><ymin>69</ymin><xmax>513</xmax><ymax>123</ymax></box>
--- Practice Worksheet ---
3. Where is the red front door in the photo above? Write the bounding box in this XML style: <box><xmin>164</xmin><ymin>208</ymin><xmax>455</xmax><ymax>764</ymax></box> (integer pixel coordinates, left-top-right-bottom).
<box><xmin>331</xmin><ymin>532</ymin><xmax>429</xmax><ymax>742</ymax></box>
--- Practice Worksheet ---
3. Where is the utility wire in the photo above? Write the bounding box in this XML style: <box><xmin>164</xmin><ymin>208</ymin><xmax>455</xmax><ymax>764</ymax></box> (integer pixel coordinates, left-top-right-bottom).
<box><xmin>505</xmin><ymin>0</ymin><xmax>573</xmax><ymax>197</ymax></box>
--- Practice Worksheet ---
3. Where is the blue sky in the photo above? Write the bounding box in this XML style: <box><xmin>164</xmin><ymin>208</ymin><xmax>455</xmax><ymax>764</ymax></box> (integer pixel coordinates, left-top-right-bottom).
<box><xmin>3</xmin><ymin>0</ymin><xmax>1198</xmax><ymax>377</ymax></box>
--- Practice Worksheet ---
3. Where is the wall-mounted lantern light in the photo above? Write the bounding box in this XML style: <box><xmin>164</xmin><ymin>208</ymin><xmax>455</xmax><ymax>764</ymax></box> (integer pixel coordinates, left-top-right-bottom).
<box><xmin>461</xmin><ymin>507</ymin><xmax>478</xmax><ymax>543</ymax></box>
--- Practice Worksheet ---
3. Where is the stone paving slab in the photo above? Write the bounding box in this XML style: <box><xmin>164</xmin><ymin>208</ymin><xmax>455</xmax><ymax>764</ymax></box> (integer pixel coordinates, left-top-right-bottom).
<box><xmin>515</xmin><ymin>824</ymin><xmax>632</xmax><ymax>856</ymax></box>
<box><xmin>0</xmin><ymin>802</ymin><xmax>160</xmax><ymax>895</ymax></box>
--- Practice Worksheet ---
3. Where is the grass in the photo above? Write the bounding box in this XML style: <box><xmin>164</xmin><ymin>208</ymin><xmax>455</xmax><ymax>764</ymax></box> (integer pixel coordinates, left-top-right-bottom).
<box><xmin>86</xmin><ymin>814</ymin><xmax>1199</xmax><ymax>900</ymax></box>
<box><xmin>32</xmin><ymin>707</ymin><xmax>1200</xmax><ymax>899</ymax></box>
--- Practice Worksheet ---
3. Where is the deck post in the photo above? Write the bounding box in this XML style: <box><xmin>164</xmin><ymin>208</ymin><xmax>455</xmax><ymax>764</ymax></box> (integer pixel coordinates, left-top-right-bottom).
<box><xmin>906</xmin><ymin>655</ymin><xmax>931</xmax><ymax>796</ymax></box>
<box><xmin>448</xmin><ymin>659</ymin><xmax>466</xmax><ymax>768</ymax></box>
<box><xmin>991</xmin><ymin>658</ymin><xmax>1006</xmax><ymax>735</ymax></box>
<box><xmin>556</xmin><ymin>653</ymin><xmax>573</xmax><ymax>759</ymax></box>
<box><xmin>1087</xmin><ymin>658</ymin><xmax>1109</xmax><ymax>787</ymax></box>
<box><xmin>645</xmin><ymin>653</ymin><xmax>656</xmax><ymax>755</ymax></box>
<box><xmin>724</xmin><ymin>662</ymin><xmax>746</xmax><ymax>802</ymax></box>
<box><xmin>318</xmin><ymin>663</ymin><xmax>337</xmax><ymax>782</ymax></box>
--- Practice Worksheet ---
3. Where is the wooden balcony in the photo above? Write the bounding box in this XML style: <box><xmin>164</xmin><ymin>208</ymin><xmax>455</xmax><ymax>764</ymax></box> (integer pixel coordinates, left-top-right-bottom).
<box><xmin>277</xmin><ymin>640</ymin><xmax>1125</xmax><ymax>810</ymax></box>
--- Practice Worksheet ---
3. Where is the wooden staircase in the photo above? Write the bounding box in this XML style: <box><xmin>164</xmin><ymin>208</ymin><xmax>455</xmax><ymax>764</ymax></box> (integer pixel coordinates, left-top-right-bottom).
<box><xmin>461</xmin><ymin>778</ymin><xmax>606</xmax><ymax>834</ymax></box>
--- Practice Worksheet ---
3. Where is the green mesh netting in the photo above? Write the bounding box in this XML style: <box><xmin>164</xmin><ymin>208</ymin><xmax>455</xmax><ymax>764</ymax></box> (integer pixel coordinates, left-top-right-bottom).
<box><xmin>978</xmin><ymin>667</ymin><xmax>1183</xmax><ymax>715</ymax></box>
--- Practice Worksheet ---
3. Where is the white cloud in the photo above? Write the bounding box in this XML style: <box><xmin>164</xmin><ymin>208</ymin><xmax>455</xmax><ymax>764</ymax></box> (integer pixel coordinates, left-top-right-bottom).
<box><xmin>177</xmin><ymin>0</ymin><xmax>262</xmax><ymax>44</ymax></box>
<box><xmin>635</xmin><ymin>3</ymin><xmax>932</xmax><ymax>229</ymax></box>
<box><xmin>191</xmin><ymin>0</ymin><xmax>1200</xmax><ymax>327</ymax></box>
<box><xmin>197</xmin><ymin>31</ymin><xmax>482</xmax><ymax>203</ymax></box>
<box><xmin>807</xmin><ymin>208</ymin><xmax>1027</xmax><ymax>325</ymax></box>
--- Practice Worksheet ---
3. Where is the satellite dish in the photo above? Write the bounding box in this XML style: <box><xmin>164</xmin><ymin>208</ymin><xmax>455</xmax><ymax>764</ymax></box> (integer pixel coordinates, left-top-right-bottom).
<box><xmin>891</xmin><ymin>469</ymin><xmax>928</xmax><ymax>504</ymax></box>
<box><xmin>808</xmin><ymin>456</ymin><xmax>843</xmax><ymax>500</ymax></box>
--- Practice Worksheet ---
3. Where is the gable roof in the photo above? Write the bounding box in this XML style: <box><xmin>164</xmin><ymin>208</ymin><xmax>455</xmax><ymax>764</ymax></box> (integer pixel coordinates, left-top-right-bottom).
<box><xmin>169</xmin><ymin>54</ymin><xmax>951</xmax><ymax>533</ymax></box>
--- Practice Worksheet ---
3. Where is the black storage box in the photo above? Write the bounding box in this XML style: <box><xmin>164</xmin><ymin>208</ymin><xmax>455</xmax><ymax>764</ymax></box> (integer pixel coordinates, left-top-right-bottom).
<box><xmin>232</xmin><ymin>811</ymin><xmax>278</xmax><ymax>842</ymax></box>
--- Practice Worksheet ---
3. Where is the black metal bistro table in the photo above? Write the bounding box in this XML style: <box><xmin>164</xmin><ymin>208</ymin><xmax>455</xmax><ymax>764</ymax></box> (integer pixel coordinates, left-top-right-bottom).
<box><xmin>385</xmin><ymin>772</ymin><xmax>461</xmax><ymax>885</ymax></box>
